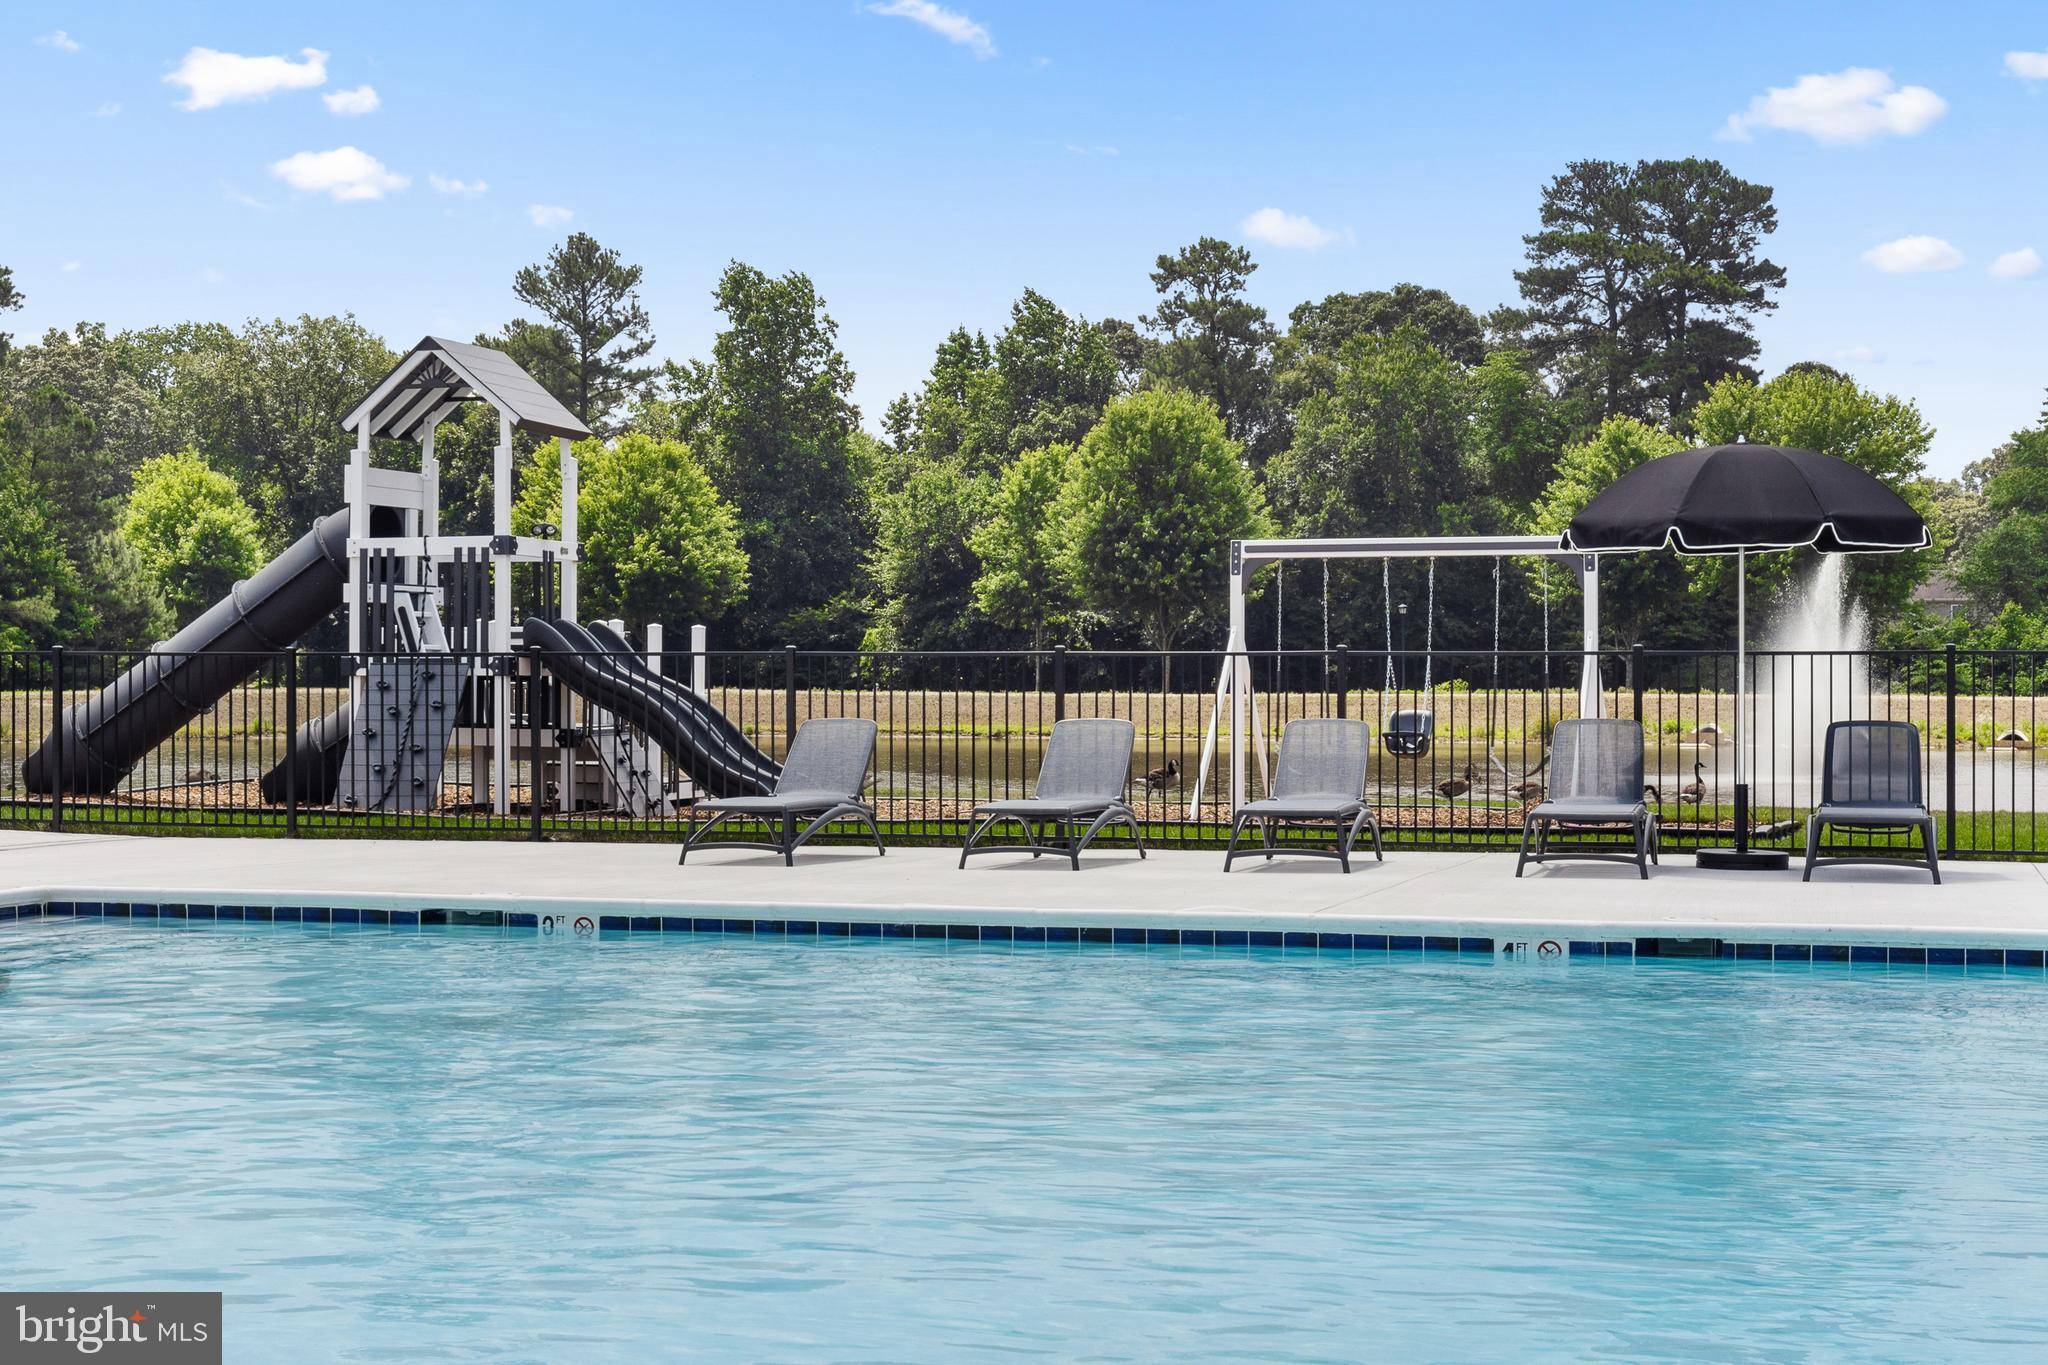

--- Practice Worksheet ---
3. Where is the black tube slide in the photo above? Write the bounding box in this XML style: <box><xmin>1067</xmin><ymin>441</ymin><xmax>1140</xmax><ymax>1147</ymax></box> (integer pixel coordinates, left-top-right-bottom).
<box><xmin>25</xmin><ymin>511</ymin><xmax>352</xmax><ymax>795</ymax></box>
<box><xmin>257</xmin><ymin>701</ymin><xmax>353</xmax><ymax>805</ymax></box>
<box><xmin>522</xmin><ymin>616</ymin><xmax>779</xmax><ymax>799</ymax></box>
<box><xmin>581</xmin><ymin>620</ymin><xmax>772</xmax><ymax>774</ymax></box>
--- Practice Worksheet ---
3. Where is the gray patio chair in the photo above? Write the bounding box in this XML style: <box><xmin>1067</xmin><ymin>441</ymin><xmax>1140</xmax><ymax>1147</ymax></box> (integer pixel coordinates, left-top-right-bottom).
<box><xmin>1223</xmin><ymin>718</ymin><xmax>1382</xmax><ymax>872</ymax></box>
<box><xmin>1803</xmin><ymin>720</ymin><xmax>1938</xmax><ymax>884</ymax></box>
<box><xmin>959</xmin><ymin>717</ymin><xmax>1144</xmax><ymax>870</ymax></box>
<box><xmin>1515</xmin><ymin>718</ymin><xmax>1658</xmax><ymax>879</ymax></box>
<box><xmin>679</xmin><ymin>717</ymin><xmax>883</xmax><ymax>866</ymax></box>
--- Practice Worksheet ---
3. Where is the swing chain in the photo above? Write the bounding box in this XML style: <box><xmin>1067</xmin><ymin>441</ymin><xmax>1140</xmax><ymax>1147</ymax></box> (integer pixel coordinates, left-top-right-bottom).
<box><xmin>1421</xmin><ymin>557</ymin><xmax>1435</xmax><ymax>692</ymax></box>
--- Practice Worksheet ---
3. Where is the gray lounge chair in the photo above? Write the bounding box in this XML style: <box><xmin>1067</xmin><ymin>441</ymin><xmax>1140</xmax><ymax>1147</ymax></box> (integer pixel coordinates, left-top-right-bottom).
<box><xmin>679</xmin><ymin>717</ymin><xmax>883</xmax><ymax>866</ymax></box>
<box><xmin>1224</xmin><ymin>718</ymin><xmax>1382</xmax><ymax>872</ymax></box>
<box><xmin>1515</xmin><ymin>718</ymin><xmax>1658</xmax><ymax>879</ymax></box>
<box><xmin>959</xmin><ymin>717</ymin><xmax>1144</xmax><ymax>870</ymax></box>
<box><xmin>1803</xmin><ymin>720</ymin><xmax>1939</xmax><ymax>884</ymax></box>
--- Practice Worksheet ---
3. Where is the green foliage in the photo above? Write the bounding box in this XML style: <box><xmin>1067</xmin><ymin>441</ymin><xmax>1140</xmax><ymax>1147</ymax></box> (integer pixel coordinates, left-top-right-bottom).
<box><xmin>120</xmin><ymin>450</ymin><xmax>265</xmax><ymax>624</ymax></box>
<box><xmin>668</xmin><ymin>262</ymin><xmax>870</xmax><ymax>647</ymax></box>
<box><xmin>123</xmin><ymin>315</ymin><xmax>399</xmax><ymax>548</ymax></box>
<box><xmin>0</xmin><ymin>264</ymin><xmax>21</xmax><ymax>359</ymax></box>
<box><xmin>1502</xmin><ymin>157</ymin><xmax>1785</xmax><ymax>427</ymax></box>
<box><xmin>867</xmin><ymin>457</ymin><xmax>992</xmax><ymax>651</ymax></box>
<box><xmin>0</xmin><ymin>458</ymin><xmax>80</xmax><ymax>649</ymax></box>
<box><xmin>1690</xmin><ymin>368</ymin><xmax>1936</xmax><ymax>618</ymax></box>
<box><xmin>1956</xmin><ymin>425</ymin><xmax>2048</xmax><ymax>613</ymax></box>
<box><xmin>971</xmin><ymin>442</ymin><xmax>1085</xmax><ymax>651</ymax></box>
<box><xmin>1467</xmin><ymin>348</ymin><xmax>1565</xmax><ymax>511</ymax></box>
<box><xmin>1530</xmin><ymin>416</ymin><xmax>1702</xmax><ymax>649</ymax></box>
<box><xmin>503</xmin><ymin>232</ymin><xmax>656</xmax><ymax>433</ymax></box>
<box><xmin>1275</xmin><ymin>284</ymin><xmax>1486</xmax><ymax>410</ymax></box>
<box><xmin>1141</xmin><ymin>238</ymin><xmax>1276</xmax><ymax>456</ymax></box>
<box><xmin>513</xmin><ymin>434</ymin><xmax>747</xmax><ymax>627</ymax></box>
<box><xmin>1058</xmin><ymin>390</ymin><xmax>1272</xmax><ymax>671</ymax></box>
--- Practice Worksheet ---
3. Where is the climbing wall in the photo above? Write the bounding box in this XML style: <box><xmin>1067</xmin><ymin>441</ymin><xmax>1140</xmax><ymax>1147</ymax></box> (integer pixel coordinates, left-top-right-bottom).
<box><xmin>336</xmin><ymin>657</ymin><xmax>469</xmax><ymax>812</ymax></box>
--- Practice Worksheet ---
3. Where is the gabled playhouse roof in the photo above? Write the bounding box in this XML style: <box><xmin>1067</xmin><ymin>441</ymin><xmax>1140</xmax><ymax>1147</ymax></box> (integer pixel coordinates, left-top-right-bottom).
<box><xmin>341</xmin><ymin>335</ymin><xmax>593</xmax><ymax>443</ymax></box>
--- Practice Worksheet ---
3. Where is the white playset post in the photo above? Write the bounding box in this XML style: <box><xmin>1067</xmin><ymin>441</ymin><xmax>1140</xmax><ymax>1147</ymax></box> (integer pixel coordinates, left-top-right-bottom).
<box><xmin>1191</xmin><ymin>535</ymin><xmax>1605</xmax><ymax>819</ymax></box>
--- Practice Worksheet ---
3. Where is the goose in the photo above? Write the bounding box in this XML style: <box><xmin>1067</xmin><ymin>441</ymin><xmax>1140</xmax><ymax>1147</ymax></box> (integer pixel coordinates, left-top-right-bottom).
<box><xmin>1679</xmin><ymin>760</ymin><xmax>1706</xmax><ymax>806</ymax></box>
<box><xmin>1643</xmin><ymin>784</ymin><xmax>1662</xmax><ymax>803</ymax></box>
<box><xmin>1141</xmin><ymin>757</ymin><xmax>1181</xmax><ymax>792</ymax></box>
<box><xmin>1436</xmin><ymin>763</ymin><xmax>1478</xmax><ymax>800</ymax></box>
<box><xmin>1508</xmin><ymin>751</ymin><xmax>1548</xmax><ymax>803</ymax></box>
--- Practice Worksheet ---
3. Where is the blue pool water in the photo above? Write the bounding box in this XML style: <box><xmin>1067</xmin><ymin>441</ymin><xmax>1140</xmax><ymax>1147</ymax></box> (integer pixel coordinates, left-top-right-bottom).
<box><xmin>4</xmin><ymin>919</ymin><xmax>2048</xmax><ymax>1361</ymax></box>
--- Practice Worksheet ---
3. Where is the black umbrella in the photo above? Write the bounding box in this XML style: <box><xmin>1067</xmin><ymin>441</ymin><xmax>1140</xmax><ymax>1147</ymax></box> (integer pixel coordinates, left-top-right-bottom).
<box><xmin>1559</xmin><ymin>444</ymin><xmax>1929</xmax><ymax>869</ymax></box>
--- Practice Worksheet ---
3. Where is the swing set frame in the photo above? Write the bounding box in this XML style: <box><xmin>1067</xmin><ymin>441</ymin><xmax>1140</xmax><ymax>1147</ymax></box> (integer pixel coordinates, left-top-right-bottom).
<box><xmin>1192</xmin><ymin>535</ymin><xmax>1605</xmax><ymax>818</ymax></box>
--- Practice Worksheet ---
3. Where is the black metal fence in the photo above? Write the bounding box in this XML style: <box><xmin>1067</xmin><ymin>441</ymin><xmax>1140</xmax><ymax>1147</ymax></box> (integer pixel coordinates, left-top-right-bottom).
<box><xmin>1</xmin><ymin>644</ymin><xmax>2042</xmax><ymax>858</ymax></box>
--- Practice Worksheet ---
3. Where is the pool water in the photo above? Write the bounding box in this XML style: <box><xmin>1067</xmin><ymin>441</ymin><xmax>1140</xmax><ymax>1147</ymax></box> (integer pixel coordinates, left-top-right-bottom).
<box><xmin>4</xmin><ymin>919</ymin><xmax>2047</xmax><ymax>1362</ymax></box>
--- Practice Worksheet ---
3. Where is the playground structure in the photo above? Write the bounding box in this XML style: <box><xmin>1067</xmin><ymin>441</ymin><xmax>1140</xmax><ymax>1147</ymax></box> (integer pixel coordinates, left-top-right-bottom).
<box><xmin>23</xmin><ymin>336</ymin><xmax>782</xmax><ymax>816</ymax></box>
<box><xmin>1194</xmin><ymin>534</ymin><xmax>1602</xmax><ymax>817</ymax></box>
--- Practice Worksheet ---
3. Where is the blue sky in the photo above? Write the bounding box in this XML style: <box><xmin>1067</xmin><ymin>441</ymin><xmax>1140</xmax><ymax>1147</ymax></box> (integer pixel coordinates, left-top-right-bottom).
<box><xmin>4</xmin><ymin>1</ymin><xmax>2043</xmax><ymax>476</ymax></box>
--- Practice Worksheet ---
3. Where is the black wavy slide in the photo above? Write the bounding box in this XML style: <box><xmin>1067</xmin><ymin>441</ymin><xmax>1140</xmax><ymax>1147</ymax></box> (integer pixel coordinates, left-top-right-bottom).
<box><xmin>522</xmin><ymin>617</ymin><xmax>779</xmax><ymax>800</ymax></box>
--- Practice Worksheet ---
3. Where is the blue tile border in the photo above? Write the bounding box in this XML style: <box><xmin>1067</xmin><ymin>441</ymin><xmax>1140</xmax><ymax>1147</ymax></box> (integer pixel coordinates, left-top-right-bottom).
<box><xmin>6</xmin><ymin>897</ymin><xmax>2048</xmax><ymax>973</ymax></box>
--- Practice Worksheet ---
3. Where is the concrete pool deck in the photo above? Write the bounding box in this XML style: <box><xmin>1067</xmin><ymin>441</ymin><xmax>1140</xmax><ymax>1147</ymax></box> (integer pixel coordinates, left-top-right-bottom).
<box><xmin>0</xmin><ymin>829</ymin><xmax>2043</xmax><ymax>954</ymax></box>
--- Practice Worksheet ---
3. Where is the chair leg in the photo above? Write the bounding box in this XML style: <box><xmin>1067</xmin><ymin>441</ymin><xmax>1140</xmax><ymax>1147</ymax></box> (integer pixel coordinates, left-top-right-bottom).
<box><xmin>1636</xmin><ymin>816</ymin><xmax>1649</xmax><ymax>879</ymax></box>
<box><xmin>1124</xmin><ymin>807</ymin><xmax>1147</xmax><ymax>860</ymax></box>
<box><xmin>679</xmin><ymin>810</ymin><xmax>729</xmax><ymax>866</ymax></box>
<box><xmin>1260</xmin><ymin>817</ymin><xmax>1275</xmax><ymax>860</ymax></box>
<box><xmin>1923</xmin><ymin>819</ymin><xmax>1940</xmax><ymax>885</ymax></box>
<box><xmin>1516</xmin><ymin>817</ymin><xmax>1536</xmax><ymax>877</ymax></box>
<box><xmin>1369</xmin><ymin>813</ymin><xmax>1384</xmax><ymax>861</ymax></box>
<box><xmin>959</xmin><ymin>812</ymin><xmax>1000</xmax><ymax>869</ymax></box>
<box><xmin>1223</xmin><ymin>814</ymin><xmax>1248</xmax><ymax>870</ymax></box>
<box><xmin>781</xmin><ymin>812</ymin><xmax>795</xmax><ymax>866</ymax></box>
<box><xmin>1802</xmin><ymin>816</ymin><xmax>1819</xmax><ymax>882</ymax></box>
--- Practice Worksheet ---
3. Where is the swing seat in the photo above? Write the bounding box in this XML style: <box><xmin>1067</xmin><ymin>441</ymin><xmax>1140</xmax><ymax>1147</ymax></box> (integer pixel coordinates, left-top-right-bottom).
<box><xmin>1383</xmin><ymin>709</ymin><xmax>1434</xmax><ymax>756</ymax></box>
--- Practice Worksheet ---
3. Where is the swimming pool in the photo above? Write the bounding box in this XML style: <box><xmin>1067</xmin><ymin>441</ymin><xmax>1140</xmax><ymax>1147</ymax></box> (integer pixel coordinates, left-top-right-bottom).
<box><xmin>4</xmin><ymin>918</ymin><xmax>2046</xmax><ymax>1361</ymax></box>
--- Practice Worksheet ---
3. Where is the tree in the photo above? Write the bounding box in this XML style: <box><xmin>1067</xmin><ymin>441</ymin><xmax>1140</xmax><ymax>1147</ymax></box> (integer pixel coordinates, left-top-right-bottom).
<box><xmin>1530</xmin><ymin>416</ymin><xmax>1702</xmax><ymax>653</ymax></box>
<box><xmin>1058</xmin><ymin>390</ymin><xmax>1271</xmax><ymax>688</ymax></box>
<box><xmin>1690</xmin><ymin>367</ymin><xmax>1935</xmax><ymax>619</ymax></box>
<box><xmin>667</xmin><ymin>262</ymin><xmax>870</xmax><ymax>647</ymax></box>
<box><xmin>512</xmin><ymin>433</ymin><xmax>748</xmax><ymax>627</ymax></box>
<box><xmin>1956</xmin><ymin>424</ymin><xmax>2048</xmax><ymax>614</ymax></box>
<box><xmin>0</xmin><ymin>326</ymin><xmax>159</xmax><ymax>540</ymax></box>
<box><xmin>1141</xmin><ymin>238</ymin><xmax>1276</xmax><ymax>455</ymax></box>
<box><xmin>1280</xmin><ymin>284</ymin><xmax>1485</xmax><ymax>375</ymax></box>
<box><xmin>866</xmin><ymin>458</ymin><xmax>992</xmax><ymax>651</ymax></box>
<box><xmin>971</xmin><ymin>442</ymin><xmax>1085</xmax><ymax>672</ymax></box>
<box><xmin>1502</xmin><ymin>158</ymin><xmax>1785</xmax><ymax>426</ymax></box>
<box><xmin>0</xmin><ymin>265</ymin><xmax>21</xmax><ymax>360</ymax></box>
<box><xmin>0</xmin><ymin>458</ymin><xmax>80</xmax><ymax>649</ymax></box>
<box><xmin>1468</xmin><ymin>348</ymin><xmax>1565</xmax><ymax>512</ymax></box>
<box><xmin>120</xmin><ymin>451</ymin><xmax>265</xmax><ymax>624</ymax></box>
<box><xmin>126</xmin><ymin>315</ymin><xmax>398</xmax><ymax>547</ymax></box>
<box><xmin>505</xmin><ymin>232</ymin><xmax>656</xmax><ymax>433</ymax></box>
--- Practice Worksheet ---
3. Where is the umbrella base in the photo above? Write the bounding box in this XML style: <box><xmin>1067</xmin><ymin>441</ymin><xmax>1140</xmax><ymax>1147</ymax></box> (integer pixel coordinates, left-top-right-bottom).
<box><xmin>1695</xmin><ymin>848</ymin><xmax>1790</xmax><ymax>871</ymax></box>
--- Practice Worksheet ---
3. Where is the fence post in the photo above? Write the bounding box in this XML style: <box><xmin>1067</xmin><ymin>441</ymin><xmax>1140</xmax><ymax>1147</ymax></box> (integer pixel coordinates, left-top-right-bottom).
<box><xmin>49</xmin><ymin>645</ymin><xmax>64</xmax><ymax>832</ymax></box>
<box><xmin>284</xmin><ymin>648</ymin><xmax>299</xmax><ymax>838</ymax></box>
<box><xmin>1052</xmin><ymin>646</ymin><xmax>1067</xmax><ymax>724</ymax></box>
<box><xmin>784</xmin><ymin>645</ymin><xmax>799</xmax><ymax>749</ymax></box>
<box><xmin>1631</xmin><ymin>642</ymin><xmax>1645</xmax><ymax>724</ymax></box>
<box><xmin>1334</xmin><ymin>644</ymin><xmax>1349</xmax><ymax>720</ymax></box>
<box><xmin>1944</xmin><ymin>643</ymin><xmax>1957</xmax><ymax>858</ymax></box>
<box><xmin>529</xmin><ymin>646</ymin><xmax>547</xmax><ymax>842</ymax></box>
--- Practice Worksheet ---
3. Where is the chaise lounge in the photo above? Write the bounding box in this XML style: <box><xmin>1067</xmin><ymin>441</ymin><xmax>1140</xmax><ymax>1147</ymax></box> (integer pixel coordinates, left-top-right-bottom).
<box><xmin>1515</xmin><ymin>718</ymin><xmax>1659</xmax><ymax>879</ymax></box>
<box><xmin>959</xmin><ymin>718</ymin><xmax>1145</xmax><ymax>870</ymax></box>
<box><xmin>1803</xmin><ymin>720</ymin><xmax>1939</xmax><ymax>884</ymax></box>
<box><xmin>1223</xmin><ymin>718</ymin><xmax>1382</xmax><ymax>872</ymax></box>
<box><xmin>679</xmin><ymin>717</ymin><xmax>885</xmax><ymax>866</ymax></box>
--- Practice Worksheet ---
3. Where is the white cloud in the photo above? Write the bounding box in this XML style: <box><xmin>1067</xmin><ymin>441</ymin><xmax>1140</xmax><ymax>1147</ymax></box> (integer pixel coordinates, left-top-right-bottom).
<box><xmin>37</xmin><ymin>30</ymin><xmax>81</xmax><ymax>52</ymax></box>
<box><xmin>1063</xmin><ymin>143</ymin><xmax>1119</xmax><ymax>157</ymax></box>
<box><xmin>220</xmin><ymin>182</ymin><xmax>274</xmax><ymax>211</ymax></box>
<box><xmin>268</xmin><ymin>146</ymin><xmax>408</xmax><ymax>202</ymax></box>
<box><xmin>867</xmin><ymin>1</ymin><xmax>996</xmax><ymax>59</ymax></box>
<box><xmin>1240</xmin><ymin>206</ymin><xmax>1348</xmax><ymax>250</ymax></box>
<box><xmin>528</xmin><ymin>203</ymin><xmax>574</xmax><ymax>227</ymax></box>
<box><xmin>1861</xmin><ymin>235</ymin><xmax>1964</xmax><ymax>274</ymax></box>
<box><xmin>166</xmin><ymin>46</ymin><xmax>327</xmax><ymax>111</ymax></box>
<box><xmin>61</xmin><ymin>260</ymin><xmax>81</xmax><ymax>273</ymax></box>
<box><xmin>95</xmin><ymin>102</ymin><xmax>121</xmax><ymax>118</ymax></box>
<box><xmin>429</xmin><ymin>174</ymin><xmax>488</xmax><ymax>197</ymax></box>
<box><xmin>1721</xmin><ymin>67</ymin><xmax>1945</xmax><ymax>144</ymax></box>
<box><xmin>2006</xmin><ymin>50</ymin><xmax>2048</xmax><ymax>81</ymax></box>
<box><xmin>200</xmin><ymin>266</ymin><xmax>226</xmax><ymax>285</ymax></box>
<box><xmin>1833</xmin><ymin>345</ymin><xmax>1884</xmax><ymax>364</ymax></box>
<box><xmin>323</xmin><ymin>84</ymin><xmax>379</xmax><ymax>116</ymax></box>
<box><xmin>1990</xmin><ymin>247</ymin><xmax>2043</xmax><ymax>279</ymax></box>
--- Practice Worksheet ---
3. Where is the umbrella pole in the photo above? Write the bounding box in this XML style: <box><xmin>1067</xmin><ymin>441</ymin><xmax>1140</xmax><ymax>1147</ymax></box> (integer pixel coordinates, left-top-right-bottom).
<box><xmin>1735</xmin><ymin>548</ymin><xmax>1748</xmax><ymax>854</ymax></box>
